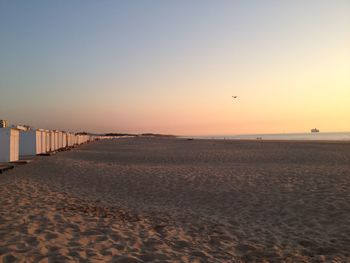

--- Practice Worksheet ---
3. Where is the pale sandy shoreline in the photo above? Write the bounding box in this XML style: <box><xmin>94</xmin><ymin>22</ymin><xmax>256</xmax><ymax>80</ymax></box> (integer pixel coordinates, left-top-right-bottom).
<box><xmin>1</xmin><ymin>137</ymin><xmax>349</xmax><ymax>262</ymax></box>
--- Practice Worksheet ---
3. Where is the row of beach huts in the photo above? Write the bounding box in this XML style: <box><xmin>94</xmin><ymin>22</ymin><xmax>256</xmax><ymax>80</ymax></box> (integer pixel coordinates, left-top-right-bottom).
<box><xmin>0</xmin><ymin>120</ymin><xmax>109</xmax><ymax>164</ymax></box>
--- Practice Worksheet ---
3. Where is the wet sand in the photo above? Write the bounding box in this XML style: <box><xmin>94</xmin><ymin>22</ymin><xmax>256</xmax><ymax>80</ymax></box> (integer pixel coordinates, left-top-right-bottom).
<box><xmin>0</xmin><ymin>138</ymin><xmax>349</xmax><ymax>262</ymax></box>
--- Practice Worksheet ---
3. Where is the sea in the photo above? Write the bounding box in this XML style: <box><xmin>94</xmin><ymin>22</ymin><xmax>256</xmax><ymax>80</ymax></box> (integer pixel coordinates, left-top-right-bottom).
<box><xmin>183</xmin><ymin>132</ymin><xmax>350</xmax><ymax>141</ymax></box>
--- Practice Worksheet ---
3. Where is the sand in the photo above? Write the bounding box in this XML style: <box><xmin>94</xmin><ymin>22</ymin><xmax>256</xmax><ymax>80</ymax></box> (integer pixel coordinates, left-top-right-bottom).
<box><xmin>0</xmin><ymin>137</ymin><xmax>349</xmax><ymax>262</ymax></box>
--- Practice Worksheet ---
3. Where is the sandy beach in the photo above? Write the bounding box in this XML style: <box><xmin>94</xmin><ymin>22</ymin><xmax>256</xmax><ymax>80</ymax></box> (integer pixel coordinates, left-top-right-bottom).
<box><xmin>0</xmin><ymin>137</ymin><xmax>349</xmax><ymax>262</ymax></box>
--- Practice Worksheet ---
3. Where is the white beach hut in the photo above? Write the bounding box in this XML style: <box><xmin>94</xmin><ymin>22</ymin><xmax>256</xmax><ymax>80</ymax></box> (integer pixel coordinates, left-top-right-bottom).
<box><xmin>66</xmin><ymin>133</ymin><xmax>71</xmax><ymax>147</ymax></box>
<box><xmin>76</xmin><ymin>135</ymin><xmax>81</xmax><ymax>145</ymax></box>
<box><xmin>49</xmin><ymin>131</ymin><xmax>56</xmax><ymax>152</ymax></box>
<box><xmin>0</xmin><ymin>128</ymin><xmax>20</xmax><ymax>162</ymax></box>
<box><xmin>19</xmin><ymin>129</ymin><xmax>43</xmax><ymax>156</ymax></box>
<box><xmin>75</xmin><ymin>135</ymin><xmax>78</xmax><ymax>145</ymax></box>
<box><xmin>69</xmin><ymin>134</ymin><xmax>73</xmax><ymax>145</ymax></box>
<box><xmin>40</xmin><ymin>129</ymin><xmax>47</xmax><ymax>154</ymax></box>
<box><xmin>54</xmin><ymin>131</ymin><xmax>59</xmax><ymax>150</ymax></box>
<box><xmin>68</xmin><ymin>133</ymin><xmax>74</xmax><ymax>147</ymax></box>
<box><xmin>57</xmin><ymin>131</ymin><xmax>63</xmax><ymax>149</ymax></box>
<box><xmin>45</xmin><ymin>131</ymin><xmax>50</xmax><ymax>152</ymax></box>
<box><xmin>73</xmin><ymin>134</ymin><xmax>77</xmax><ymax>145</ymax></box>
<box><xmin>62</xmin><ymin>132</ymin><xmax>67</xmax><ymax>148</ymax></box>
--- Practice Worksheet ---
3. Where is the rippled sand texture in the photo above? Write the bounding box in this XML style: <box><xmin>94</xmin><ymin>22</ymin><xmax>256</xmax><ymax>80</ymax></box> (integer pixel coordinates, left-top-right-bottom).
<box><xmin>1</xmin><ymin>138</ymin><xmax>349</xmax><ymax>262</ymax></box>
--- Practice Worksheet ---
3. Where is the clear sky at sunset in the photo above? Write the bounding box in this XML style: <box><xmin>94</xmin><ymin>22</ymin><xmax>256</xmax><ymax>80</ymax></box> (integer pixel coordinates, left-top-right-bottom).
<box><xmin>0</xmin><ymin>1</ymin><xmax>349</xmax><ymax>135</ymax></box>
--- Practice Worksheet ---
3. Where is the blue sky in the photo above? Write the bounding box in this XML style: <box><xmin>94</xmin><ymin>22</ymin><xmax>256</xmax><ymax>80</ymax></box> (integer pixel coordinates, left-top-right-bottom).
<box><xmin>1</xmin><ymin>1</ymin><xmax>349</xmax><ymax>134</ymax></box>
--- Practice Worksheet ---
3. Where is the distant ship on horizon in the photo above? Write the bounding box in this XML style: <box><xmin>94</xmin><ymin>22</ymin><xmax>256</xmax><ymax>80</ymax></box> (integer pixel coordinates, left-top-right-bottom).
<box><xmin>311</xmin><ymin>128</ymin><xmax>320</xmax><ymax>133</ymax></box>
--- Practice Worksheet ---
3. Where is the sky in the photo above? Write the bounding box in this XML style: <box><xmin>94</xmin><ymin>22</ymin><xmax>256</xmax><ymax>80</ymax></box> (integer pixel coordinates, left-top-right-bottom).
<box><xmin>0</xmin><ymin>0</ymin><xmax>349</xmax><ymax>135</ymax></box>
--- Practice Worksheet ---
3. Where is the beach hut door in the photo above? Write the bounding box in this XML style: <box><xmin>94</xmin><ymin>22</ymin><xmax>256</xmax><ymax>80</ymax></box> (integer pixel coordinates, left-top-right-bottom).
<box><xmin>10</xmin><ymin>131</ymin><xmax>19</xmax><ymax>162</ymax></box>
